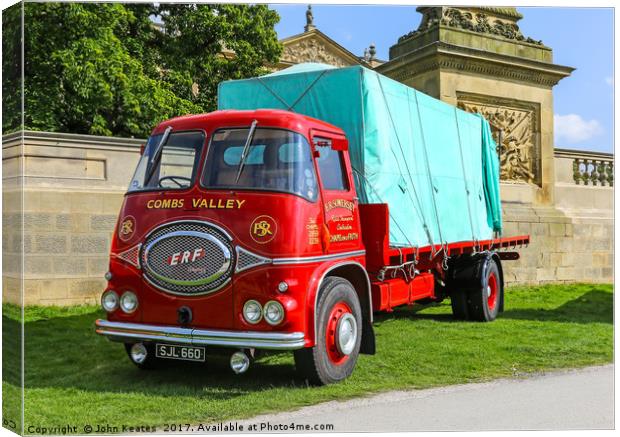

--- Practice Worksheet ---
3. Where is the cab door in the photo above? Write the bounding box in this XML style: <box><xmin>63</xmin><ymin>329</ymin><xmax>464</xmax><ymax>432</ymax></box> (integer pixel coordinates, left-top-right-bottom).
<box><xmin>312</xmin><ymin>132</ymin><xmax>362</xmax><ymax>254</ymax></box>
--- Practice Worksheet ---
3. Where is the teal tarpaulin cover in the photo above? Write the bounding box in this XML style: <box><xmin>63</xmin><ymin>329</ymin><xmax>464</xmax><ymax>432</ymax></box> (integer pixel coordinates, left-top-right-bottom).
<box><xmin>218</xmin><ymin>63</ymin><xmax>502</xmax><ymax>248</ymax></box>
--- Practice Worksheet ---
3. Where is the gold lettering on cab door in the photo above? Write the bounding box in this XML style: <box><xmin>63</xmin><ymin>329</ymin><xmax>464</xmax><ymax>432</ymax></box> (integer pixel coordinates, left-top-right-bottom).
<box><xmin>307</xmin><ymin>217</ymin><xmax>320</xmax><ymax>245</ymax></box>
<box><xmin>146</xmin><ymin>198</ymin><xmax>246</xmax><ymax>209</ymax></box>
<box><xmin>324</xmin><ymin>199</ymin><xmax>355</xmax><ymax>213</ymax></box>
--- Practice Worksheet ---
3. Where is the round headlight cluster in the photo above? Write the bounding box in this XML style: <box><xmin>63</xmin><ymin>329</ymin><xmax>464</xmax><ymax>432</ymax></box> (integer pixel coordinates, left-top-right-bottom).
<box><xmin>243</xmin><ymin>300</ymin><xmax>286</xmax><ymax>325</ymax></box>
<box><xmin>102</xmin><ymin>290</ymin><xmax>138</xmax><ymax>313</ymax></box>
<box><xmin>101</xmin><ymin>290</ymin><xmax>119</xmax><ymax>312</ymax></box>
<box><xmin>243</xmin><ymin>300</ymin><xmax>262</xmax><ymax>324</ymax></box>
<box><xmin>120</xmin><ymin>291</ymin><xmax>138</xmax><ymax>314</ymax></box>
<box><xmin>263</xmin><ymin>300</ymin><xmax>285</xmax><ymax>326</ymax></box>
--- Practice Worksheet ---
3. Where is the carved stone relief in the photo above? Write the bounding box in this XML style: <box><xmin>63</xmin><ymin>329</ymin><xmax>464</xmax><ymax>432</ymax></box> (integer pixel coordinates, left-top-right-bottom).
<box><xmin>458</xmin><ymin>96</ymin><xmax>541</xmax><ymax>185</ymax></box>
<box><xmin>399</xmin><ymin>7</ymin><xmax>543</xmax><ymax>46</ymax></box>
<box><xmin>281</xmin><ymin>38</ymin><xmax>351</xmax><ymax>67</ymax></box>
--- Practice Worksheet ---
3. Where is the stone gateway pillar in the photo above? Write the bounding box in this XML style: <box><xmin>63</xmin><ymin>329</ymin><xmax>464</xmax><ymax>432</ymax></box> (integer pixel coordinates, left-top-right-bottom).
<box><xmin>377</xmin><ymin>6</ymin><xmax>574</xmax><ymax>206</ymax></box>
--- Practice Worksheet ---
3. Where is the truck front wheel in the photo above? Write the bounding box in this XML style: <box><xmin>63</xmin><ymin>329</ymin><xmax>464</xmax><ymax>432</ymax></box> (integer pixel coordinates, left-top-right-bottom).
<box><xmin>294</xmin><ymin>277</ymin><xmax>362</xmax><ymax>385</ymax></box>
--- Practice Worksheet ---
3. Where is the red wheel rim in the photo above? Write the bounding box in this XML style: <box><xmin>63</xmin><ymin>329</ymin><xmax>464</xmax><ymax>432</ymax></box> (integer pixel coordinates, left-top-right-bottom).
<box><xmin>487</xmin><ymin>271</ymin><xmax>498</xmax><ymax>311</ymax></box>
<box><xmin>325</xmin><ymin>302</ymin><xmax>353</xmax><ymax>365</ymax></box>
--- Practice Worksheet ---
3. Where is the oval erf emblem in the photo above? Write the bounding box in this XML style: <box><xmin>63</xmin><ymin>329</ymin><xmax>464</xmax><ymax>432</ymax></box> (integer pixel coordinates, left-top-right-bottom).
<box><xmin>118</xmin><ymin>216</ymin><xmax>136</xmax><ymax>242</ymax></box>
<box><xmin>250</xmin><ymin>215</ymin><xmax>277</xmax><ymax>244</ymax></box>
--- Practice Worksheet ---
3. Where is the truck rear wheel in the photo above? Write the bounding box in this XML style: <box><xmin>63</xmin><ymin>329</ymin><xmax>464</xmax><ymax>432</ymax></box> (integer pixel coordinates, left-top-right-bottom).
<box><xmin>467</xmin><ymin>258</ymin><xmax>502</xmax><ymax>322</ymax></box>
<box><xmin>294</xmin><ymin>277</ymin><xmax>362</xmax><ymax>385</ymax></box>
<box><xmin>449</xmin><ymin>256</ymin><xmax>503</xmax><ymax>322</ymax></box>
<box><xmin>450</xmin><ymin>288</ymin><xmax>470</xmax><ymax>320</ymax></box>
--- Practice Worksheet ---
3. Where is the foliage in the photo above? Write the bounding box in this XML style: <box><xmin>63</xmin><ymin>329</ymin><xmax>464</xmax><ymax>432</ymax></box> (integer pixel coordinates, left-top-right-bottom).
<box><xmin>2</xmin><ymin>283</ymin><xmax>612</xmax><ymax>430</ymax></box>
<box><xmin>2</xmin><ymin>3</ymin><xmax>22</xmax><ymax>132</ymax></box>
<box><xmin>2</xmin><ymin>3</ymin><xmax>281</xmax><ymax>137</ymax></box>
<box><xmin>157</xmin><ymin>4</ymin><xmax>282</xmax><ymax>112</ymax></box>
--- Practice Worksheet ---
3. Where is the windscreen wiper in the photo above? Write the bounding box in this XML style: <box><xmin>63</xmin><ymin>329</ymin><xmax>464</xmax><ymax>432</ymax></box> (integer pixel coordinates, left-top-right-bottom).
<box><xmin>234</xmin><ymin>120</ymin><xmax>258</xmax><ymax>183</ymax></box>
<box><xmin>145</xmin><ymin>126</ymin><xmax>172</xmax><ymax>184</ymax></box>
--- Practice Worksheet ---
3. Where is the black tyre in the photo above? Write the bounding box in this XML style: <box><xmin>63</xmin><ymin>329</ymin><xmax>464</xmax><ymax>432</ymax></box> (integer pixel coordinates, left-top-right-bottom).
<box><xmin>450</xmin><ymin>288</ymin><xmax>470</xmax><ymax>320</ymax></box>
<box><xmin>467</xmin><ymin>258</ymin><xmax>502</xmax><ymax>322</ymax></box>
<box><xmin>124</xmin><ymin>343</ymin><xmax>161</xmax><ymax>369</ymax></box>
<box><xmin>294</xmin><ymin>277</ymin><xmax>362</xmax><ymax>385</ymax></box>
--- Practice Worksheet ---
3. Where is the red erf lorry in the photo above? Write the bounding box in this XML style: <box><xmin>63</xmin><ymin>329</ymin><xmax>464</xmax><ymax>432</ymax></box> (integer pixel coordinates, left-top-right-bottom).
<box><xmin>95</xmin><ymin>109</ymin><xmax>529</xmax><ymax>385</ymax></box>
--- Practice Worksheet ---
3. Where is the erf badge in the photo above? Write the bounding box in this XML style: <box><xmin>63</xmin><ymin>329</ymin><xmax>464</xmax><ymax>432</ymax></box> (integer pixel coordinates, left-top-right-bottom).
<box><xmin>118</xmin><ymin>216</ymin><xmax>136</xmax><ymax>242</ymax></box>
<box><xmin>250</xmin><ymin>215</ymin><xmax>277</xmax><ymax>244</ymax></box>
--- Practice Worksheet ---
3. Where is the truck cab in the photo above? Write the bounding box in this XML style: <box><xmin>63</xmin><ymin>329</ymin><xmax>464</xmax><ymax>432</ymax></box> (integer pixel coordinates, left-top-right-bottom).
<box><xmin>96</xmin><ymin>109</ymin><xmax>374</xmax><ymax>385</ymax></box>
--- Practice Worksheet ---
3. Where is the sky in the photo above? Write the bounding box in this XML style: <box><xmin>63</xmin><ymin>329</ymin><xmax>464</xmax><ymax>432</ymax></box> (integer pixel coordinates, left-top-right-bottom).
<box><xmin>270</xmin><ymin>5</ymin><xmax>614</xmax><ymax>153</ymax></box>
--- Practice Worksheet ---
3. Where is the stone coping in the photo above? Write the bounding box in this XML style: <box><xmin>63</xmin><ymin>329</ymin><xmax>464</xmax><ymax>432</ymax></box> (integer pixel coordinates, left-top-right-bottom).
<box><xmin>2</xmin><ymin>130</ymin><xmax>145</xmax><ymax>151</ymax></box>
<box><xmin>555</xmin><ymin>148</ymin><xmax>614</xmax><ymax>160</ymax></box>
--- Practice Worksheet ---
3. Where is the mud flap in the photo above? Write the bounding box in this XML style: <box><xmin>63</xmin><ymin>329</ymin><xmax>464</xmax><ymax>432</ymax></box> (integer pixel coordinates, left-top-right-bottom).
<box><xmin>360</xmin><ymin>319</ymin><xmax>376</xmax><ymax>355</ymax></box>
<box><xmin>492</xmin><ymin>253</ymin><xmax>505</xmax><ymax>313</ymax></box>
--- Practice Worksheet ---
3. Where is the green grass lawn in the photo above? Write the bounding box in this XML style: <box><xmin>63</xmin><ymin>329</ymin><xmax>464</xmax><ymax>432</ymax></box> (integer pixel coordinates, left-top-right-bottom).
<box><xmin>2</xmin><ymin>283</ymin><xmax>613</xmax><ymax>433</ymax></box>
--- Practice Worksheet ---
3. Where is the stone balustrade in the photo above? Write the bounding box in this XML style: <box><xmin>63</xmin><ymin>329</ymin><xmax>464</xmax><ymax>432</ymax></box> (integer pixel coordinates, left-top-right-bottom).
<box><xmin>560</xmin><ymin>149</ymin><xmax>614</xmax><ymax>187</ymax></box>
<box><xmin>553</xmin><ymin>148</ymin><xmax>613</xmax><ymax>214</ymax></box>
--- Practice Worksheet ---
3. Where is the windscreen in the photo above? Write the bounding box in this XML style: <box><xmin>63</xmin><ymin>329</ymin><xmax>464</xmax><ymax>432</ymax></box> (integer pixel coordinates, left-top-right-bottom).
<box><xmin>128</xmin><ymin>130</ymin><xmax>204</xmax><ymax>192</ymax></box>
<box><xmin>202</xmin><ymin>128</ymin><xmax>318</xmax><ymax>201</ymax></box>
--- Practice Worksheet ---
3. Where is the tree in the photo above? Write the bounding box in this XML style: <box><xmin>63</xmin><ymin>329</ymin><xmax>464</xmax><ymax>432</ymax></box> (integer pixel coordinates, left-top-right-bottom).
<box><xmin>2</xmin><ymin>3</ymin><xmax>23</xmax><ymax>133</ymax></box>
<box><xmin>3</xmin><ymin>3</ymin><xmax>282</xmax><ymax>137</ymax></box>
<box><xmin>155</xmin><ymin>4</ymin><xmax>282</xmax><ymax>112</ymax></box>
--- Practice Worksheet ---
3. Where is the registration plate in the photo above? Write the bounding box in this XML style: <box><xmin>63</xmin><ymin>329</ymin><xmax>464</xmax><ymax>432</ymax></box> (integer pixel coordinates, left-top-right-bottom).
<box><xmin>155</xmin><ymin>344</ymin><xmax>206</xmax><ymax>362</ymax></box>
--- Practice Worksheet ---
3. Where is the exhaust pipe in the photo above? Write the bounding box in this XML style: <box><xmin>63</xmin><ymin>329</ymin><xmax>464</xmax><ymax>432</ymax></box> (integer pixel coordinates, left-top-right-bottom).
<box><xmin>230</xmin><ymin>350</ymin><xmax>250</xmax><ymax>374</ymax></box>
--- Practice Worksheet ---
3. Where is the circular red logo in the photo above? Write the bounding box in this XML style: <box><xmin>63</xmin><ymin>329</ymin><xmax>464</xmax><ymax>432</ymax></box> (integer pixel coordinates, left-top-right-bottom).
<box><xmin>118</xmin><ymin>216</ymin><xmax>136</xmax><ymax>242</ymax></box>
<box><xmin>250</xmin><ymin>215</ymin><xmax>277</xmax><ymax>244</ymax></box>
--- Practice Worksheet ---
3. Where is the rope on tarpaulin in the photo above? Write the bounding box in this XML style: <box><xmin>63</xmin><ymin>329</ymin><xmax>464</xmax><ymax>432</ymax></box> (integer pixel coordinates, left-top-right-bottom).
<box><xmin>352</xmin><ymin>167</ymin><xmax>420</xmax><ymax>283</ymax></box>
<box><xmin>255</xmin><ymin>70</ymin><xmax>330</xmax><ymax>113</ymax></box>
<box><xmin>351</xmin><ymin>167</ymin><xmax>415</xmax><ymax>250</ymax></box>
<box><xmin>411</xmin><ymin>88</ymin><xmax>450</xmax><ymax>266</ymax></box>
<box><xmin>287</xmin><ymin>70</ymin><xmax>329</xmax><ymax>111</ymax></box>
<box><xmin>454</xmin><ymin>107</ymin><xmax>478</xmax><ymax>251</ymax></box>
<box><xmin>374</xmin><ymin>74</ymin><xmax>436</xmax><ymax>255</ymax></box>
<box><xmin>255</xmin><ymin>76</ymin><xmax>291</xmax><ymax>108</ymax></box>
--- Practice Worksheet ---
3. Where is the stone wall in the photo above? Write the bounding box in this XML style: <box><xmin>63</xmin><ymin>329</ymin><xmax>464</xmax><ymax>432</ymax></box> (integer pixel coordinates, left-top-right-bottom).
<box><xmin>2</xmin><ymin>131</ymin><xmax>141</xmax><ymax>306</ymax></box>
<box><xmin>501</xmin><ymin>149</ymin><xmax>613</xmax><ymax>285</ymax></box>
<box><xmin>2</xmin><ymin>131</ymin><xmax>613</xmax><ymax>306</ymax></box>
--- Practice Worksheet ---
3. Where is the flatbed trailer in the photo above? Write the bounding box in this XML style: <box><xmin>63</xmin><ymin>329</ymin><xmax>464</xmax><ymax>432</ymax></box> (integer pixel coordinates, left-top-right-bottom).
<box><xmin>358</xmin><ymin>203</ymin><xmax>529</xmax><ymax>312</ymax></box>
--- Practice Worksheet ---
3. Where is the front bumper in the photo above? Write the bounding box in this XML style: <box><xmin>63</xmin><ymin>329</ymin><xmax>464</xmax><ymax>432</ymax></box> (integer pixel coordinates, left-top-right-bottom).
<box><xmin>95</xmin><ymin>319</ymin><xmax>306</xmax><ymax>350</ymax></box>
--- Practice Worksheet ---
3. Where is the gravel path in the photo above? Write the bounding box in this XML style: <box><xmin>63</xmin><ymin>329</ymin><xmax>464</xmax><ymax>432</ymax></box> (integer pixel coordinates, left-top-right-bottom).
<box><xmin>236</xmin><ymin>365</ymin><xmax>614</xmax><ymax>432</ymax></box>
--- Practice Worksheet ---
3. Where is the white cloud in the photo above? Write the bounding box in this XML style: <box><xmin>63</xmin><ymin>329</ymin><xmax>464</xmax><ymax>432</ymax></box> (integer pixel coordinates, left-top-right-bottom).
<box><xmin>605</xmin><ymin>76</ymin><xmax>613</xmax><ymax>86</ymax></box>
<box><xmin>554</xmin><ymin>114</ymin><xmax>603</xmax><ymax>145</ymax></box>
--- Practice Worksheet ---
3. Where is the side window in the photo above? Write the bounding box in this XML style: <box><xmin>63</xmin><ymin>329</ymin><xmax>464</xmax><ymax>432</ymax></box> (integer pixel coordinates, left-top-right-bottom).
<box><xmin>314</xmin><ymin>138</ymin><xmax>349</xmax><ymax>191</ymax></box>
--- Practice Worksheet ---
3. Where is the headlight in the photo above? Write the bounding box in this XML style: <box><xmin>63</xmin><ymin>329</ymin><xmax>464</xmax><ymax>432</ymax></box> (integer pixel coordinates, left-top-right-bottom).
<box><xmin>263</xmin><ymin>300</ymin><xmax>285</xmax><ymax>326</ymax></box>
<box><xmin>120</xmin><ymin>291</ymin><xmax>138</xmax><ymax>314</ymax></box>
<box><xmin>101</xmin><ymin>290</ymin><xmax>119</xmax><ymax>312</ymax></box>
<box><xmin>277</xmin><ymin>281</ymin><xmax>289</xmax><ymax>293</ymax></box>
<box><xmin>243</xmin><ymin>300</ymin><xmax>262</xmax><ymax>324</ymax></box>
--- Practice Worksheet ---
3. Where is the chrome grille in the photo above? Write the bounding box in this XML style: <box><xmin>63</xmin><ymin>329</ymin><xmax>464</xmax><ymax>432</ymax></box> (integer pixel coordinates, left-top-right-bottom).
<box><xmin>236</xmin><ymin>246</ymin><xmax>271</xmax><ymax>273</ymax></box>
<box><xmin>141</xmin><ymin>221</ymin><xmax>234</xmax><ymax>295</ymax></box>
<box><xmin>115</xmin><ymin>244</ymin><xmax>141</xmax><ymax>268</ymax></box>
